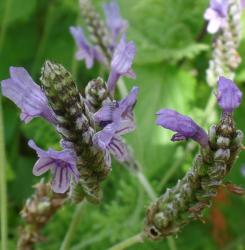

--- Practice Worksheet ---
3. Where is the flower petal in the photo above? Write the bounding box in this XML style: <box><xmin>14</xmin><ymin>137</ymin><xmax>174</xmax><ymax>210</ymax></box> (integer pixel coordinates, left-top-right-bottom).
<box><xmin>70</xmin><ymin>26</ymin><xmax>95</xmax><ymax>69</ymax></box>
<box><xmin>103</xmin><ymin>0</ymin><xmax>128</xmax><ymax>40</ymax></box>
<box><xmin>32</xmin><ymin>158</ymin><xmax>54</xmax><ymax>176</ymax></box>
<box><xmin>109</xmin><ymin>136</ymin><xmax>128</xmax><ymax>162</ymax></box>
<box><xmin>107</xmin><ymin>34</ymin><xmax>136</xmax><ymax>93</ymax></box>
<box><xmin>94</xmin><ymin>101</ymin><xmax>117</xmax><ymax>124</ymax></box>
<box><xmin>156</xmin><ymin>109</ymin><xmax>209</xmax><ymax>147</ymax></box>
<box><xmin>51</xmin><ymin>166</ymin><xmax>71</xmax><ymax>193</ymax></box>
<box><xmin>1</xmin><ymin>67</ymin><xmax>56</xmax><ymax>124</ymax></box>
<box><xmin>217</xmin><ymin>76</ymin><xmax>242</xmax><ymax>112</ymax></box>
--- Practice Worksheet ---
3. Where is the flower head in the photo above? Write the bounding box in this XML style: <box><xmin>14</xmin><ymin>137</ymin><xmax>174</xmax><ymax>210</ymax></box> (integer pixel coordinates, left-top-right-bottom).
<box><xmin>29</xmin><ymin>140</ymin><xmax>80</xmax><ymax>193</ymax></box>
<box><xmin>93</xmin><ymin>87</ymin><xmax>138</xmax><ymax>164</ymax></box>
<box><xmin>1</xmin><ymin>67</ymin><xmax>56</xmax><ymax>124</ymax></box>
<box><xmin>204</xmin><ymin>0</ymin><xmax>229</xmax><ymax>34</ymax></box>
<box><xmin>156</xmin><ymin>109</ymin><xmax>209</xmax><ymax>147</ymax></box>
<box><xmin>103</xmin><ymin>0</ymin><xmax>128</xmax><ymax>40</ymax></box>
<box><xmin>107</xmin><ymin>34</ymin><xmax>136</xmax><ymax>94</ymax></box>
<box><xmin>217</xmin><ymin>76</ymin><xmax>242</xmax><ymax>113</ymax></box>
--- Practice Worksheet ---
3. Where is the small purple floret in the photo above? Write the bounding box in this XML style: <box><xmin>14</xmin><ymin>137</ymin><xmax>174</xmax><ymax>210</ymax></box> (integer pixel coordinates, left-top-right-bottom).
<box><xmin>29</xmin><ymin>140</ymin><xmax>80</xmax><ymax>193</ymax></box>
<box><xmin>103</xmin><ymin>0</ymin><xmax>128</xmax><ymax>41</ymax></box>
<box><xmin>204</xmin><ymin>0</ymin><xmax>229</xmax><ymax>34</ymax></box>
<box><xmin>1</xmin><ymin>67</ymin><xmax>56</xmax><ymax>124</ymax></box>
<box><xmin>217</xmin><ymin>76</ymin><xmax>242</xmax><ymax>113</ymax></box>
<box><xmin>107</xmin><ymin>34</ymin><xmax>136</xmax><ymax>94</ymax></box>
<box><xmin>156</xmin><ymin>109</ymin><xmax>209</xmax><ymax>147</ymax></box>
<box><xmin>69</xmin><ymin>26</ymin><xmax>107</xmax><ymax>69</ymax></box>
<box><xmin>93</xmin><ymin>87</ymin><xmax>138</xmax><ymax>164</ymax></box>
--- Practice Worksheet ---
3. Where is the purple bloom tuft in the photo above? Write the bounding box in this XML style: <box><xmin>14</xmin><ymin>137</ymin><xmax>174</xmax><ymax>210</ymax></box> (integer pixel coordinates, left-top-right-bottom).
<box><xmin>156</xmin><ymin>109</ymin><xmax>209</xmax><ymax>147</ymax></box>
<box><xmin>107</xmin><ymin>34</ymin><xmax>136</xmax><ymax>94</ymax></box>
<box><xmin>217</xmin><ymin>76</ymin><xmax>242</xmax><ymax>113</ymax></box>
<box><xmin>28</xmin><ymin>140</ymin><xmax>80</xmax><ymax>193</ymax></box>
<box><xmin>204</xmin><ymin>0</ymin><xmax>229</xmax><ymax>34</ymax></box>
<box><xmin>69</xmin><ymin>26</ymin><xmax>107</xmax><ymax>69</ymax></box>
<box><xmin>93</xmin><ymin>87</ymin><xmax>138</xmax><ymax>164</ymax></box>
<box><xmin>103</xmin><ymin>0</ymin><xmax>128</xmax><ymax>40</ymax></box>
<box><xmin>1</xmin><ymin>67</ymin><xmax>56</xmax><ymax>124</ymax></box>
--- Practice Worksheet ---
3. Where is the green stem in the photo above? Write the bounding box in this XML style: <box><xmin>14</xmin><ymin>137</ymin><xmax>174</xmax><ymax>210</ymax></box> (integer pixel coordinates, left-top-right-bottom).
<box><xmin>71</xmin><ymin>7</ymin><xmax>81</xmax><ymax>82</ymax></box>
<box><xmin>31</xmin><ymin>3</ymin><xmax>56</xmax><ymax>76</ymax></box>
<box><xmin>135</xmin><ymin>171</ymin><xmax>157</xmax><ymax>200</ymax></box>
<box><xmin>0</xmin><ymin>97</ymin><xmax>8</xmax><ymax>250</ymax></box>
<box><xmin>108</xmin><ymin>233</ymin><xmax>144</xmax><ymax>250</ymax></box>
<box><xmin>60</xmin><ymin>201</ymin><xmax>87</xmax><ymax>250</ymax></box>
<box><xmin>0</xmin><ymin>0</ymin><xmax>11</xmax><ymax>51</ymax></box>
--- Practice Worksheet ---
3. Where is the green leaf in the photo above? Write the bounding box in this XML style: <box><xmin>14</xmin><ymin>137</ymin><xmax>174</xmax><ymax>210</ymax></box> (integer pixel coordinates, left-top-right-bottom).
<box><xmin>118</xmin><ymin>0</ymin><xmax>208</xmax><ymax>64</ymax></box>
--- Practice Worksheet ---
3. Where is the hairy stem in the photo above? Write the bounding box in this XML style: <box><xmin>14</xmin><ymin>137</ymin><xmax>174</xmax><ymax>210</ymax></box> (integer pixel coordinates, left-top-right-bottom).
<box><xmin>0</xmin><ymin>97</ymin><xmax>8</xmax><ymax>250</ymax></box>
<box><xmin>60</xmin><ymin>201</ymin><xmax>87</xmax><ymax>250</ymax></box>
<box><xmin>108</xmin><ymin>233</ymin><xmax>144</xmax><ymax>250</ymax></box>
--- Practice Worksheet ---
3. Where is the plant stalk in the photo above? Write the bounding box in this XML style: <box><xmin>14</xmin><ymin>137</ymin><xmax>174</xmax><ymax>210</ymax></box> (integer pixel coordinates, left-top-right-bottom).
<box><xmin>60</xmin><ymin>201</ymin><xmax>87</xmax><ymax>250</ymax></box>
<box><xmin>108</xmin><ymin>233</ymin><xmax>144</xmax><ymax>250</ymax></box>
<box><xmin>0</xmin><ymin>97</ymin><xmax>8</xmax><ymax>250</ymax></box>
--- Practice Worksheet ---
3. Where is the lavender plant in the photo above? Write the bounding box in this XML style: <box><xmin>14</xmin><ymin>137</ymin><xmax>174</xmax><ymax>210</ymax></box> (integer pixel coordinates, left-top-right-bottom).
<box><xmin>1</xmin><ymin>0</ymin><xmax>245</xmax><ymax>249</ymax></box>
<box><xmin>0</xmin><ymin>22</ymin><xmax>138</xmax><ymax>247</ymax></box>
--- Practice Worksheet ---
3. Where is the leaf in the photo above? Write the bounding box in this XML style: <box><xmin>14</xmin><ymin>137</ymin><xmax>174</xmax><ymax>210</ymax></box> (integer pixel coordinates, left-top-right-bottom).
<box><xmin>0</xmin><ymin>0</ymin><xmax>37</xmax><ymax>24</ymax></box>
<box><xmin>118</xmin><ymin>0</ymin><xmax>208</xmax><ymax>64</ymax></box>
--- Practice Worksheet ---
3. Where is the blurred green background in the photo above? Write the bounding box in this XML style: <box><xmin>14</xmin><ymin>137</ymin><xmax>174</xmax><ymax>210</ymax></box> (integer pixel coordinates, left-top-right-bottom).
<box><xmin>1</xmin><ymin>0</ymin><xmax>245</xmax><ymax>249</ymax></box>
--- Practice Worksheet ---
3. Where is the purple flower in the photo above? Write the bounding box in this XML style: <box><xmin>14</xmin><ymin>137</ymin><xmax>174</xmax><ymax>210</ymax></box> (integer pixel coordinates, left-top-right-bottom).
<box><xmin>204</xmin><ymin>0</ymin><xmax>229</xmax><ymax>34</ymax></box>
<box><xmin>242</xmin><ymin>0</ymin><xmax>245</xmax><ymax>8</ymax></box>
<box><xmin>107</xmin><ymin>34</ymin><xmax>136</xmax><ymax>94</ymax></box>
<box><xmin>1</xmin><ymin>67</ymin><xmax>57</xmax><ymax>124</ymax></box>
<box><xmin>156</xmin><ymin>109</ymin><xmax>209</xmax><ymax>147</ymax></box>
<box><xmin>103</xmin><ymin>0</ymin><xmax>128</xmax><ymax>41</ymax></box>
<box><xmin>69</xmin><ymin>26</ymin><xmax>107</xmax><ymax>69</ymax></box>
<box><xmin>217</xmin><ymin>76</ymin><xmax>242</xmax><ymax>113</ymax></box>
<box><xmin>93</xmin><ymin>87</ymin><xmax>138</xmax><ymax>165</ymax></box>
<box><xmin>29</xmin><ymin>140</ymin><xmax>80</xmax><ymax>193</ymax></box>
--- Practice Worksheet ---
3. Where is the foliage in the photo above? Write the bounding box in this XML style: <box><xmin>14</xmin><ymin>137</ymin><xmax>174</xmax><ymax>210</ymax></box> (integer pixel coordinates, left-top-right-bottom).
<box><xmin>1</xmin><ymin>0</ymin><xmax>245</xmax><ymax>249</ymax></box>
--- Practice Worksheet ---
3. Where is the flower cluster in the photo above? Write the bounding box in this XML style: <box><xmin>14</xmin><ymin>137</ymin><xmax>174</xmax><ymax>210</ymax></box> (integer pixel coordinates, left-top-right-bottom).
<box><xmin>0</xmin><ymin>4</ymin><xmax>138</xmax><ymax>195</ymax></box>
<box><xmin>156</xmin><ymin>76</ymin><xmax>242</xmax><ymax>147</ymax></box>
<box><xmin>70</xmin><ymin>0</ymin><xmax>127</xmax><ymax>69</ymax></box>
<box><xmin>145</xmin><ymin>76</ymin><xmax>243</xmax><ymax>240</ymax></box>
<box><xmin>93</xmin><ymin>86</ymin><xmax>138</xmax><ymax>166</ymax></box>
